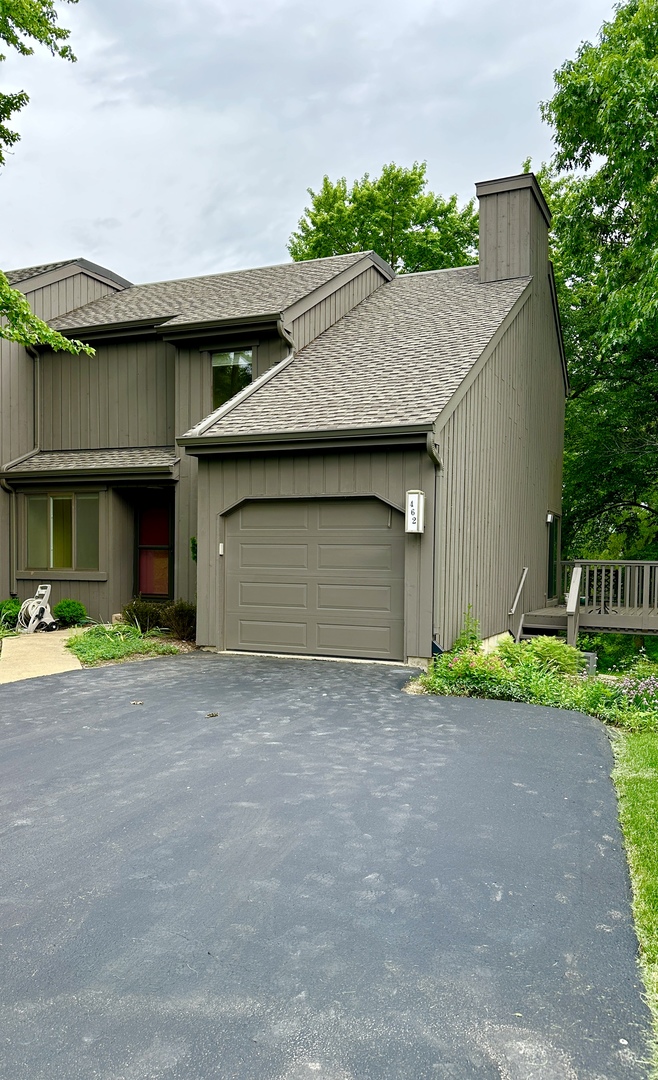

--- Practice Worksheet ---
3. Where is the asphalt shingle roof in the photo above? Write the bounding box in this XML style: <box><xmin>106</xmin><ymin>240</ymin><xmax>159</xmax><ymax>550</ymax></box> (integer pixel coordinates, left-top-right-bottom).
<box><xmin>49</xmin><ymin>253</ymin><xmax>368</xmax><ymax>332</ymax></box>
<box><xmin>4</xmin><ymin>447</ymin><xmax>178</xmax><ymax>474</ymax></box>
<box><xmin>192</xmin><ymin>266</ymin><xmax>531</xmax><ymax>438</ymax></box>
<box><xmin>4</xmin><ymin>260</ymin><xmax>77</xmax><ymax>285</ymax></box>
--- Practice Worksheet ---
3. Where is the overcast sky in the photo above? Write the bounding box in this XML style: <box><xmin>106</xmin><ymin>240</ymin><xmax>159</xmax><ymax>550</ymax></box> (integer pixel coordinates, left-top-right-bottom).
<box><xmin>1</xmin><ymin>0</ymin><xmax>613</xmax><ymax>284</ymax></box>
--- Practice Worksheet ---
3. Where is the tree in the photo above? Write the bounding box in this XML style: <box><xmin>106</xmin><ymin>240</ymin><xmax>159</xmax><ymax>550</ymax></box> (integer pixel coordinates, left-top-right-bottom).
<box><xmin>0</xmin><ymin>0</ymin><xmax>92</xmax><ymax>355</ymax></box>
<box><xmin>539</xmin><ymin>0</ymin><xmax>658</xmax><ymax>556</ymax></box>
<box><xmin>288</xmin><ymin>162</ymin><xmax>478</xmax><ymax>273</ymax></box>
<box><xmin>0</xmin><ymin>0</ymin><xmax>77</xmax><ymax>165</ymax></box>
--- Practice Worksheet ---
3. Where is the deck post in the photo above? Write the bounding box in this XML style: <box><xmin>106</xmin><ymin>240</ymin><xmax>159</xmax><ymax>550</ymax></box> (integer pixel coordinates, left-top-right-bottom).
<box><xmin>566</xmin><ymin>565</ymin><xmax>582</xmax><ymax>647</ymax></box>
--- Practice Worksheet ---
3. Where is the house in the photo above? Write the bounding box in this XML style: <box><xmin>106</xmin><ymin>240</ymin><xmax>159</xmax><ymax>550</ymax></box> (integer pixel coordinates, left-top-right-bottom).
<box><xmin>0</xmin><ymin>173</ymin><xmax>566</xmax><ymax>663</ymax></box>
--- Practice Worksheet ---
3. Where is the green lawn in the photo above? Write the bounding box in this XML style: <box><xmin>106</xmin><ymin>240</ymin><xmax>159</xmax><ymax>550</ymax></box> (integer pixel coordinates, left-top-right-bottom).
<box><xmin>67</xmin><ymin>622</ymin><xmax>180</xmax><ymax>665</ymax></box>
<box><xmin>613</xmin><ymin>733</ymin><xmax>658</xmax><ymax>1075</ymax></box>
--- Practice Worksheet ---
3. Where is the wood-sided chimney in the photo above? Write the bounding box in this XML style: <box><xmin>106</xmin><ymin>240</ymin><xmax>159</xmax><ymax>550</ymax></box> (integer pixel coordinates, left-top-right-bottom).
<box><xmin>476</xmin><ymin>173</ymin><xmax>551</xmax><ymax>284</ymax></box>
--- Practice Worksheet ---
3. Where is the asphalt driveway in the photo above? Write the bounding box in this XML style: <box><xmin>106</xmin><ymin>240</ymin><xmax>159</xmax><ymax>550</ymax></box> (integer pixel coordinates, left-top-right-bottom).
<box><xmin>0</xmin><ymin>653</ymin><xmax>651</xmax><ymax>1078</ymax></box>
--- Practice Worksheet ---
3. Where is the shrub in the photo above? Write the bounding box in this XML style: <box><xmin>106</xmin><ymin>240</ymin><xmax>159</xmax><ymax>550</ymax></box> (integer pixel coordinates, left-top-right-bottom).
<box><xmin>0</xmin><ymin>598</ymin><xmax>21</xmax><ymax>629</ymax></box>
<box><xmin>53</xmin><ymin>598</ymin><xmax>87</xmax><ymax>627</ymax></box>
<box><xmin>160</xmin><ymin>599</ymin><xmax>196</xmax><ymax>642</ymax></box>
<box><xmin>122</xmin><ymin>598</ymin><xmax>167</xmax><ymax>633</ymax></box>
<box><xmin>498</xmin><ymin>635</ymin><xmax>586</xmax><ymax>676</ymax></box>
<box><xmin>451</xmin><ymin>605</ymin><xmax>481</xmax><ymax>653</ymax></box>
<box><xmin>122</xmin><ymin>597</ymin><xmax>197</xmax><ymax>640</ymax></box>
<box><xmin>578</xmin><ymin>632</ymin><xmax>658</xmax><ymax>673</ymax></box>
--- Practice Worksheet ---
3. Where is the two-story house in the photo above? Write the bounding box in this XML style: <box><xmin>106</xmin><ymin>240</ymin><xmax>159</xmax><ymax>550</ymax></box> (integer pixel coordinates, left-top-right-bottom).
<box><xmin>0</xmin><ymin>173</ymin><xmax>567</xmax><ymax>663</ymax></box>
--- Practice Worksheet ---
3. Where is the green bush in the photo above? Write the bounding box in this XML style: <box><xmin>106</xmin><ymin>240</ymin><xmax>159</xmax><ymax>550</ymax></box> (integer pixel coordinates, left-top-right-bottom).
<box><xmin>53</xmin><ymin>598</ymin><xmax>87</xmax><ymax>627</ymax></box>
<box><xmin>0</xmin><ymin>598</ymin><xmax>21</xmax><ymax>629</ymax></box>
<box><xmin>122</xmin><ymin>597</ymin><xmax>197</xmax><ymax>640</ymax></box>
<box><xmin>418</xmin><ymin>632</ymin><xmax>658</xmax><ymax>733</ymax></box>
<box><xmin>498</xmin><ymin>635</ymin><xmax>586</xmax><ymax>676</ymax></box>
<box><xmin>122</xmin><ymin>598</ymin><xmax>167</xmax><ymax>632</ymax></box>
<box><xmin>578</xmin><ymin>632</ymin><xmax>658</xmax><ymax>673</ymax></box>
<box><xmin>160</xmin><ymin>599</ymin><xmax>196</xmax><ymax>641</ymax></box>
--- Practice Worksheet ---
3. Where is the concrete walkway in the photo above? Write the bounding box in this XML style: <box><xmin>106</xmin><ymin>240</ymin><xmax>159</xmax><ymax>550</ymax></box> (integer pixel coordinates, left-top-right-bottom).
<box><xmin>0</xmin><ymin>628</ymin><xmax>81</xmax><ymax>683</ymax></box>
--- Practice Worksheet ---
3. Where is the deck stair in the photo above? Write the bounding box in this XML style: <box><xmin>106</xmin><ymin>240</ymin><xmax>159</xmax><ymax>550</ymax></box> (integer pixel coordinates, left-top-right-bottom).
<box><xmin>511</xmin><ymin>561</ymin><xmax>658</xmax><ymax>645</ymax></box>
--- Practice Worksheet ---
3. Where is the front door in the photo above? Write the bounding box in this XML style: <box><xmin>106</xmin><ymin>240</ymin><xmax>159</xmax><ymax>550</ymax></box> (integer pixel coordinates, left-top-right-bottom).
<box><xmin>136</xmin><ymin>498</ymin><xmax>173</xmax><ymax>599</ymax></box>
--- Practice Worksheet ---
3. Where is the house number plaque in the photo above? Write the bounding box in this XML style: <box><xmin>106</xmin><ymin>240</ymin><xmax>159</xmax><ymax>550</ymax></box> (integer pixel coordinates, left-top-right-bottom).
<box><xmin>405</xmin><ymin>490</ymin><xmax>425</xmax><ymax>533</ymax></box>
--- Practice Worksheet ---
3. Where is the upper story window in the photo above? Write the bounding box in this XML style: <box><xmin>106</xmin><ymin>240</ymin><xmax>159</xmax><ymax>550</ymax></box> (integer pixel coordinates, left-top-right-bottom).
<box><xmin>26</xmin><ymin>493</ymin><xmax>99</xmax><ymax>571</ymax></box>
<box><xmin>212</xmin><ymin>349</ymin><xmax>252</xmax><ymax>410</ymax></box>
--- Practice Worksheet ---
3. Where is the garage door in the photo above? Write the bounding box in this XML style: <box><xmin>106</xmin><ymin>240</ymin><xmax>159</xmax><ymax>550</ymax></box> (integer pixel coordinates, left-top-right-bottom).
<box><xmin>224</xmin><ymin>498</ymin><xmax>405</xmax><ymax>660</ymax></box>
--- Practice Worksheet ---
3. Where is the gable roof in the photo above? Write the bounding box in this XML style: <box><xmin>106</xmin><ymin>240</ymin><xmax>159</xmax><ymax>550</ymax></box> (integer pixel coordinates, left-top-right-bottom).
<box><xmin>183</xmin><ymin>266</ymin><xmax>530</xmax><ymax>442</ymax></box>
<box><xmin>5</xmin><ymin>260</ymin><xmax>78</xmax><ymax>284</ymax></box>
<box><xmin>49</xmin><ymin>253</ymin><xmax>373</xmax><ymax>333</ymax></box>
<box><xmin>5</xmin><ymin>258</ymin><xmax>132</xmax><ymax>290</ymax></box>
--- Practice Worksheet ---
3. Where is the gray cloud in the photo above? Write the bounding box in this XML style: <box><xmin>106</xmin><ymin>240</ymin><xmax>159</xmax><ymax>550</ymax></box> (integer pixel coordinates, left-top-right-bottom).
<box><xmin>0</xmin><ymin>0</ymin><xmax>614</xmax><ymax>282</ymax></box>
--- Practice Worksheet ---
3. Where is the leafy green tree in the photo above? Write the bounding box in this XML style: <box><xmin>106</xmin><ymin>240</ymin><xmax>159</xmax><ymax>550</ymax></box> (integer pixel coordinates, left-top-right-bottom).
<box><xmin>539</xmin><ymin>0</ymin><xmax>658</xmax><ymax>556</ymax></box>
<box><xmin>0</xmin><ymin>271</ymin><xmax>92</xmax><ymax>353</ymax></box>
<box><xmin>0</xmin><ymin>0</ymin><xmax>92</xmax><ymax>355</ymax></box>
<box><xmin>288</xmin><ymin>162</ymin><xmax>478</xmax><ymax>273</ymax></box>
<box><xmin>0</xmin><ymin>0</ymin><xmax>77</xmax><ymax>166</ymax></box>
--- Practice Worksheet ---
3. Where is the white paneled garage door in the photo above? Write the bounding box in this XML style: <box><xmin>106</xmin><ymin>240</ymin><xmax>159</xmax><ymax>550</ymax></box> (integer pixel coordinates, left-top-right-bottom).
<box><xmin>224</xmin><ymin>498</ymin><xmax>405</xmax><ymax>660</ymax></box>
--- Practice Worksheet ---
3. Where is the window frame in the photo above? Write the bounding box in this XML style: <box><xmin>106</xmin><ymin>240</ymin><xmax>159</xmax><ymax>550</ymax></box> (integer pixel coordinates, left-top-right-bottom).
<box><xmin>17</xmin><ymin>488</ymin><xmax>107</xmax><ymax>582</ymax></box>
<box><xmin>211</xmin><ymin>346</ymin><xmax>254</xmax><ymax>411</ymax></box>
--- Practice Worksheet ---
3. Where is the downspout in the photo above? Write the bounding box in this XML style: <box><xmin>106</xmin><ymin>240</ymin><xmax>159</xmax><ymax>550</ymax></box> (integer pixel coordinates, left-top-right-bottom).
<box><xmin>0</xmin><ymin>345</ymin><xmax>41</xmax><ymax>595</ymax></box>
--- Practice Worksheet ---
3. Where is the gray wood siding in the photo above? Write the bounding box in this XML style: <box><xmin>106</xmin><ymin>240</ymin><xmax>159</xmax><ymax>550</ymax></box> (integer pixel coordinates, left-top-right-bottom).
<box><xmin>434</xmin><ymin>290</ymin><xmax>565</xmax><ymax>649</ymax></box>
<box><xmin>28</xmin><ymin>274</ymin><xmax>116</xmax><ymax>323</ymax></box>
<box><xmin>478</xmin><ymin>187</ymin><xmax>549</xmax><ymax>284</ymax></box>
<box><xmin>40</xmin><ymin>340</ymin><xmax>175</xmax><ymax>450</ymax></box>
<box><xmin>291</xmin><ymin>266</ymin><xmax>386</xmax><ymax>350</ymax></box>
<box><xmin>0</xmin><ymin>272</ymin><xmax>121</xmax><ymax>598</ymax></box>
<box><xmin>195</xmin><ymin>448</ymin><xmax>435</xmax><ymax>659</ymax></box>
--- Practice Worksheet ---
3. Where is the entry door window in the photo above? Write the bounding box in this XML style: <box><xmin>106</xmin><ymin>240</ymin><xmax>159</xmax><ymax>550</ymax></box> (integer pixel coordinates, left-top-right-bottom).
<box><xmin>138</xmin><ymin>505</ymin><xmax>172</xmax><ymax>597</ymax></box>
<box><xmin>547</xmin><ymin>514</ymin><xmax>560</xmax><ymax>600</ymax></box>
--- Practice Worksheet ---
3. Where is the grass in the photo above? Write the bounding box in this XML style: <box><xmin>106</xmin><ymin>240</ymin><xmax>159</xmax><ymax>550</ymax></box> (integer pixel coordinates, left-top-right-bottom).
<box><xmin>613</xmin><ymin>733</ymin><xmax>658</xmax><ymax>1075</ymax></box>
<box><xmin>66</xmin><ymin>622</ymin><xmax>180</xmax><ymax>666</ymax></box>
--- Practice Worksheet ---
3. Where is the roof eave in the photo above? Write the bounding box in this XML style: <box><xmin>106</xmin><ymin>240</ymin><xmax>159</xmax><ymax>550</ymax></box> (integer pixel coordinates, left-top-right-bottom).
<box><xmin>179</xmin><ymin>423</ymin><xmax>434</xmax><ymax>457</ymax></box>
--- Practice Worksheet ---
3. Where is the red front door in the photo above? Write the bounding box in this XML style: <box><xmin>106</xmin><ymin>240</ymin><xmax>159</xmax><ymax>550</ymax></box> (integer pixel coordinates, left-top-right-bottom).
<box><xmin>137</xmin><ymin>504</ymin><xmax>172</xmax><ymax>597</ymax></box>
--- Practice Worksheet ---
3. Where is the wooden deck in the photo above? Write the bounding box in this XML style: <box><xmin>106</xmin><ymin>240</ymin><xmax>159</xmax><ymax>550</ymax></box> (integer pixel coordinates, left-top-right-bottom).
<box><xmin>511</xmin><ymin>561</ymin><xmax>658</xmax><ymax>643</ymax></box>
<box><xmin>523</xmin><ymin>604</ymin><xmax>658</xmax><ymax>636</ymax></box>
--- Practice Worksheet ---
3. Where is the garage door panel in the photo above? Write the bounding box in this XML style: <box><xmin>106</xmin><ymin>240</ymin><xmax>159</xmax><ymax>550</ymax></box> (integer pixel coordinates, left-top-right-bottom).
<box><xmin>239</xmin><ymin>502</ymin><xmax>309</xmax><ymax>530</ymax></box>
<box><xmin>232</xmin><ymin>618</ymin><xmax>308</xmax><ymax>649</ymax></box>
<box><xmin>317</xmin><ymin>544</ymin><xmax>394</xmax><ymax>571</ymax></box>
<box><xmin>239</xmin><ymin>582</ymin><xmax>308</xmax><ymax>608</ymax></box>
<box><xmin>239</xmin><ymin>543</ymin><xmax>308</xmax><ymax>569</ymax></box>
<box><xmin>225</xmin><ymin>498</ymin><xmax>405</xmax><ymax>661</ymax></box>
<box><xmin>318</xmin><ymin>499</ymin><xmax>391</xmax><ymax>530</ymax></box>
<box><xmin>316</xmin><ymin>622</ymin><xmax>394</xmax><ymax>654</ymax></box>
<box><xmin>317</xmin><ymin>583</ymin><xmax>393</xmax><ymax>612</ymax></box>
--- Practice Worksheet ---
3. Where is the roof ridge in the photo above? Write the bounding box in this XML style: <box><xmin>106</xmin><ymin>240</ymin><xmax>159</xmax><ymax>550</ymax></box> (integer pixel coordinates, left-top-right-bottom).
<box><xmin>133</xmin><ymin>251</ymin><xmax>369</xmax><ymax>290</ymax></box>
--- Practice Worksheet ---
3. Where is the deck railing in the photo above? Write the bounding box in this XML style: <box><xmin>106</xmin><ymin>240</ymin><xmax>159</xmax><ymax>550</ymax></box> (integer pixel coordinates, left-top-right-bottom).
<box><xmin>561</xmin><ymin>560</ymin><xmax>658</xmax><ymax>634</ymax></box>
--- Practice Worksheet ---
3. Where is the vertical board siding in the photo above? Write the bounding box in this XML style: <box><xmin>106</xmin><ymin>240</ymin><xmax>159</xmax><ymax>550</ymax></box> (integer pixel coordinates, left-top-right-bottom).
<box><xmin>195</xmin><ymin>448</ymin><xmax>435</xmax><ymax>658</ymax></box>
<box><xmin>40</xmin><ymin>340</ymin><xmax>175</xmax><ymax>450</ymax></box>
<box><xmin>0</xmin><ymin>273</ymin><xmax>121</xmax><ymax>598</ymax></box>
<box><xmin>291</xmin><ymin>267</ymin><xmax>385</xmax><ymax>350</ymax></box>
<box><xmin>435</xmin><ymin>284</ymin><xmax>565</xmax><ymax>649</ymax></box>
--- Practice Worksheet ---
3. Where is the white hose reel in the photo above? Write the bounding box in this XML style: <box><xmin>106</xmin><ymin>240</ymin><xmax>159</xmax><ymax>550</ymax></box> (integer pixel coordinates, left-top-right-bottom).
<box><xmin>17</xmin><ymin>584</ymin><xmax>58</xmax><ymax>633</ymax></box>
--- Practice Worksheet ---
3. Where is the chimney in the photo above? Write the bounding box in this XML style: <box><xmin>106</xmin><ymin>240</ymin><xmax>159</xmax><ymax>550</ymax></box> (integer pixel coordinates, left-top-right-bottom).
<box><xmin>475</xmin><ymin>173</ymin><xmax>551</xmax><ymax>284</ymax></box>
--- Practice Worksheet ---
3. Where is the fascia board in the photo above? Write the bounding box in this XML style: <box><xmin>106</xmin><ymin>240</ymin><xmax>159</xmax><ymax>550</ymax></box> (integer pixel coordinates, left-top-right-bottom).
<box><xmin>44</xmin><ymin>316</ymin><xmax>176</xmax><ymax>343</ymax></box>
<box><xmin>6</xmin><ymin>464</ymin><xmax>178</xmax><ymax>483</ymax></box>
<box><xmin>548</xmin><ymin>263</ymin><xmax>569</xmax><ymax>395</ymax></box>
<box><xmin>433</xmin><ymin>283</ymin><xmax>533</xmax><ymax>435</ymax></box>
<box><xmin>179</xmin><ymin>423</ymin><xmax>432</xmax><ymax>456</ymax></box>
<box><xmin>281</xmin><ymin>253</ymin><xmax>394</xmax><ymax>327</ymax></box>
